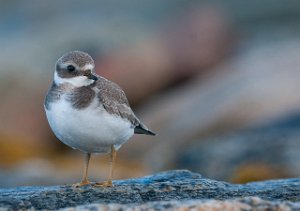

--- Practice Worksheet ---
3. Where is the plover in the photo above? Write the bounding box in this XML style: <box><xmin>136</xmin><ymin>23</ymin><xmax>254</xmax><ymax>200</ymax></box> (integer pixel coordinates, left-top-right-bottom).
<box><xmin>44</xmin><ymin>51</ymin><xmax>155</xmax><ymax>187</ymax></box>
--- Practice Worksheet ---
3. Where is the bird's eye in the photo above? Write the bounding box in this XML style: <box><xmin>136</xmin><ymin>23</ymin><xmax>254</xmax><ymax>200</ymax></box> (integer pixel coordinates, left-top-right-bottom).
<box><xmin>67</xmin><ymin>65</ymin><xmax>75</xmax><ymax>71</ymax></box>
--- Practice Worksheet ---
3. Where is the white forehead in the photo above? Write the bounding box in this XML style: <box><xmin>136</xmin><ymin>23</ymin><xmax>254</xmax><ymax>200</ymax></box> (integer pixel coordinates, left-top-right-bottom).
<box><xmin>83</xmin><ymin>63</ymin><xmax>94</xmax><ymax>70</ymax></box>
<box><xmin>58</xmin><ymin>62</ymin><xmax>94</xmax><ymax>70</ymax></box>
<box><xmin>54</xmin><ymin>72</ymin><xmax>94</xmax><ymax>87</ymax></box>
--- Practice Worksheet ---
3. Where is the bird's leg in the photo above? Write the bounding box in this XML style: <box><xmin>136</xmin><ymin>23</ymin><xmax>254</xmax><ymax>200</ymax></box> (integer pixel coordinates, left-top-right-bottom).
<box><xmin>94</xmin><ymin>145</ymin><xmax>116</xmax><ymax>187</ymax></box>
<box><xmin>108</xmin><ymin>145</ymin><xmax>117</xmax><ymax>186</ymax></box>
<box><xmin>73</xmin><ymin>153</ymin><xmax>91</xmax><ymax>187</ymax></box>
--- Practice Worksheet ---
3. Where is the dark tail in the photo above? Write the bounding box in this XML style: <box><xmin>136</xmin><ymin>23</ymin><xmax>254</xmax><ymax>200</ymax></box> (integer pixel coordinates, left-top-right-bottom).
<box><xmin>134</xmin><ymin>123</ymin><xmax>156</xmax><ymax>136</ymax></box>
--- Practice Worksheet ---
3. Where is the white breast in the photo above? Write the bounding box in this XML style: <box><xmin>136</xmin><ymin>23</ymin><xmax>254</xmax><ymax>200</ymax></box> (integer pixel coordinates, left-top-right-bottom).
<box><xmin>45</xmin><ymin>97</ymin><xmax>134</xmax><ymax>153</ymax></box>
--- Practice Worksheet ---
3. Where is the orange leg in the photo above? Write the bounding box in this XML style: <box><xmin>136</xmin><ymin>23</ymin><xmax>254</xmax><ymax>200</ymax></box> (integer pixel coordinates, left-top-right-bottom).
<box><xmin>94</xmin><ymin>145</ymin><xmax>116</xmax><ymax>187</ymax></box>
<box><xmin>73</xmin><ymin>153</ymin><xmax>91</xmax><ymax>187</ymax></box>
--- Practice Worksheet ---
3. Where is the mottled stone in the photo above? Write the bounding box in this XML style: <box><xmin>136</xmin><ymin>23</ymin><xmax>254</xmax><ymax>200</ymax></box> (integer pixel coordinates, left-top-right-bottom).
<box><xmin>177</xmin><ymin>126</ymin><xmax>300</xmax><ymax>182</ymax></box>
<box><xmin>62</xmin><ymin>197</ymin><xmax>300</xmax><ymax>211</ymax></box>
<box><xmin>0</xmin><ymin>170</ymin><xmax>300</xmax><ymax>210</ymax></box>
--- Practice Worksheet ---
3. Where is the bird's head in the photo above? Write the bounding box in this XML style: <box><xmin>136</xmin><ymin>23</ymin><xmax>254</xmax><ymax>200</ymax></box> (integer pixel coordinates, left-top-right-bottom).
<box><xmin>54</xmin><ymin>51</ymin><xmax>98</xmax><ymax>87</ymax></box>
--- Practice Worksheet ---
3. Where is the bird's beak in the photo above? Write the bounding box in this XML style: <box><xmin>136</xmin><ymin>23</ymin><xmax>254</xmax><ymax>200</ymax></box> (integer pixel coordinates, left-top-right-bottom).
<box><xmin>85</xmin><ymin>73</ymin><xmax>98</xmax><ymax>81</ymax></box>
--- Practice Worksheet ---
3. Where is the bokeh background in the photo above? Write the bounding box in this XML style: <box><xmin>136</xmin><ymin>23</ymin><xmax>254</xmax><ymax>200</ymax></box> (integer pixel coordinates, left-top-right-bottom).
<box><xmin>1</xmin><ymin>0</ymin><xmax>300</xmax><ymax>187</ymax></box>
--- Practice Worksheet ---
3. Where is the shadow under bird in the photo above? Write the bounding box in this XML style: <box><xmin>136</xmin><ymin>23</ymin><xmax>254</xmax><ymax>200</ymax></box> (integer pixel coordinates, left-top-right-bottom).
<box><xmin>44</xmin><ymin>51</ymin><xmax>155</xmax><ymax>187</ymax></box>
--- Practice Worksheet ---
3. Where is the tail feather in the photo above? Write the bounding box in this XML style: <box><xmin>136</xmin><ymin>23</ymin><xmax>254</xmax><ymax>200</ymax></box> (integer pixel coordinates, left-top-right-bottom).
<box><xmin>134</xmin><ymin>123</ymin><xmax>156</xmax><ymax>136</ymax></box>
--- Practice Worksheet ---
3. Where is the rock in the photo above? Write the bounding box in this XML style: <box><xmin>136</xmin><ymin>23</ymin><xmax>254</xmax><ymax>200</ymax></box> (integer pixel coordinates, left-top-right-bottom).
<box><xmin>177</xmin><ymin>119</ymin><xmax>300</xmax><ymax>182</ymax></box>
<box><xmin>97</xmin><ymin>5</ymin><xmax>232</xmax><ymax>106</ymax></box>
<box><xmin>62</xmin><ymin>198</ymin><xmax>300</xmax><ymax>211</ymax></box>
<box><xmin>0</xmin><ymin>170</ymin><xmax>300</xmax><ymax>210</ymax></box>
<box><xmin>123</xmin><ymin>38</ymin><xmax>300</xmax><ymax>172</ymax></box>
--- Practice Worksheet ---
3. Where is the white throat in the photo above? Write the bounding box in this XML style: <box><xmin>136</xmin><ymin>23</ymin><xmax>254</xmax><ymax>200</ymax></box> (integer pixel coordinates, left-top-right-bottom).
<box><xmin>54</xmin><ymin>71</ymin><xmax>94</xmax><ymax>87</ymax></box>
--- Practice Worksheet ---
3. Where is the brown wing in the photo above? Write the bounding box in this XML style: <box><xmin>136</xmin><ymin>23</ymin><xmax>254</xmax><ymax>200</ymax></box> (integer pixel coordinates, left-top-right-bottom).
<box><xmin>96</xmin><ymin>77</ymin><xmax>140</xmax><ymax>127</ymax></box>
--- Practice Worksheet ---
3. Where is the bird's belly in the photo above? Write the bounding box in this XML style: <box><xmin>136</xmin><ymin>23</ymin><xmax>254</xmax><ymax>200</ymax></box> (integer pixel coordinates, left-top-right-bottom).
<box><xmin>45</xmin><ymin>99</ymin><xmax>134</xmax><ymax>153</ymax></box>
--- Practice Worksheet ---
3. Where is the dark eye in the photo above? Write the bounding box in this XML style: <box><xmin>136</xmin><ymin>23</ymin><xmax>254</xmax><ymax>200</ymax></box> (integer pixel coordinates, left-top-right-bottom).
<box><xmin>67</xmin><ymin>65</ymin><xmax>75</xmax><ymax>71</ymax></box>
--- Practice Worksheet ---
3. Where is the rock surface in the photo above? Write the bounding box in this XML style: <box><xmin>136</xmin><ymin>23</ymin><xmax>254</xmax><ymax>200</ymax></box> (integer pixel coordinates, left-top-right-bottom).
<box><xmin>63</xmin><ymin>198</ymin><xmax>300</xmax><ymax>211</ymax></box>
<box><xmin>125</xmin><ymin>39</ymin><xmax>300</xmax><ymax>172</ymax></box>
<box><xmin>178</xmin><ymin>124</ymin><xmax>300</xmax><ymax>183</ymax></box>
<box><xmin>0</xmin><ymin>170</ymin><xmax>300</xmax><ymax>210</ymax></box>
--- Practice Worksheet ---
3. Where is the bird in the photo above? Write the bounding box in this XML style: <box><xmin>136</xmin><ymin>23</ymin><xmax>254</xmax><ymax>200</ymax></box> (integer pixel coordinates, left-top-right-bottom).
<box><xmin>44</xmin><ymin>50</ymin><xmax>155</xmax><ymax>187</ymax></box>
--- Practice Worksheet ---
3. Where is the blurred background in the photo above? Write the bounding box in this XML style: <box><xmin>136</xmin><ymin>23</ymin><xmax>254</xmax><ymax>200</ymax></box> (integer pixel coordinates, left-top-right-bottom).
<box><xmin>1</xmin><ymin>0</ymin><xmax>300</xmax><ymax>187</ymax></box>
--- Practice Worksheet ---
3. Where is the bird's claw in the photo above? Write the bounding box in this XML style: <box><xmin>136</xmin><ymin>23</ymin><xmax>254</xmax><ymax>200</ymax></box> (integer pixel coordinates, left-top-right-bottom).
<box><xmin>93</xmin><ymin>180</ymin><xmax>113</xmax><ymax>187</ymax></box>
<box><xmin>72</xmin><ymin>180</ymin><xmax>91</xmax><ymax>188</ymax></box>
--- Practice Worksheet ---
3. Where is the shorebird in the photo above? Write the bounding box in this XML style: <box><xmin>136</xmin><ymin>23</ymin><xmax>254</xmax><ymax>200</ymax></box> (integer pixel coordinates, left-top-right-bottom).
<box><xmin>44</xmin><ymin>51</ymin><xmax>155</xmax><ymax>187</ymax></box>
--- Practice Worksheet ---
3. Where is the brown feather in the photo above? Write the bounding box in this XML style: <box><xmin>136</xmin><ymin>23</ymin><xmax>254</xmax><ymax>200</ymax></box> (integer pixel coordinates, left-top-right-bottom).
<box><xmin>96</xmin><ymin>76</ymin><xmax>140</xmax><ymax>127</ymax></box>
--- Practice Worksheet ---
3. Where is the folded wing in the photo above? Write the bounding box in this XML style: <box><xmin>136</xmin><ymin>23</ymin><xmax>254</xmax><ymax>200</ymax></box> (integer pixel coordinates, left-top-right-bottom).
<box><xmin>96</xmin><ymin>77</ymin><xmax>155</xmax><ymax>136</ymax></box>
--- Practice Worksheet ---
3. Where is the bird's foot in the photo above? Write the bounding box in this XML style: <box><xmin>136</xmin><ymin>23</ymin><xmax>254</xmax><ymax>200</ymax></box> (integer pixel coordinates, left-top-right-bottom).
<box><xmin>93</xmin><ymin>180</ymin><xmax>113</xmax><ymax>187</ymax></box>
<box><xmin>72</xmin><ymin>179</ymin><xmax>91</xmax><ymax>188</ymax></box>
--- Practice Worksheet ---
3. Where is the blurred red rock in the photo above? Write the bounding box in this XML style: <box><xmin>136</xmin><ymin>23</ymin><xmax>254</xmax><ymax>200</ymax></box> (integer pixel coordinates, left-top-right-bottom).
<box><xmin>121</xmin><ymin>39</ymin><xmax>300</xmax><ymax>173</ymax></box>
<box><xmin>96</xmin><ymin>5</ymin><xmax>233</xmax><ymax>106</ymax></box>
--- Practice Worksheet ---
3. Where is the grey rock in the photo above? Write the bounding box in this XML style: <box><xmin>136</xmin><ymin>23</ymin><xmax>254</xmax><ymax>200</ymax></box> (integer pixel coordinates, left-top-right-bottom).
<box><xmin>0</xmin><ymin>170</ymin><xmax>300</xmax><ymax>210</ymax></box>
<box><xmin>62</xmin><ymin>198</ymin><xmax>300</xmax><ymax>211</ymax></box>
<box><xmin>125</xmin><ymin>38</ymin><xmax>300</xmax><ymax>172</ymax></box>
<box><xmin>178</xmin><ymin>126</ymin><xmax>300</xmax><ymax>182</ymax></box>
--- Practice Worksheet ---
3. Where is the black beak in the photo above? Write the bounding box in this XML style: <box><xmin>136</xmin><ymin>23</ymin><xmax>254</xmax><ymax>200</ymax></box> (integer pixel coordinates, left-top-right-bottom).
<box><xmin>86</xmin><ymin>73</ymin><xmax>98</xmax><ymax>81</ymax></box>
